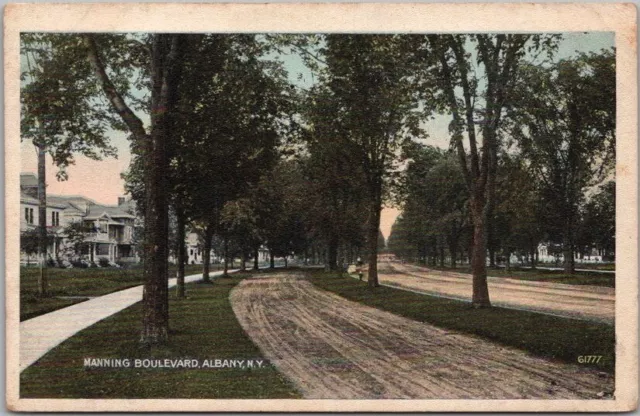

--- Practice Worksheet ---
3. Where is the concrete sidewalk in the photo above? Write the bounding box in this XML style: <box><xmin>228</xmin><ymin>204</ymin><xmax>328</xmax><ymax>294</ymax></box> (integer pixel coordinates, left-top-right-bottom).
<box><xmin>20</xmin><ymin>270</ymin><xmax>233</xmax><ymax>373</ymax></box>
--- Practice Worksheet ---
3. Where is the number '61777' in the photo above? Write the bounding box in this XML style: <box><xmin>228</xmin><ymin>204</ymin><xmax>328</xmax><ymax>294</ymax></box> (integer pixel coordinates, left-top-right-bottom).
<box><xmin>578</xmin><ymin>355</ymin><xmax>602</xmax><ymax>364</ymax></box>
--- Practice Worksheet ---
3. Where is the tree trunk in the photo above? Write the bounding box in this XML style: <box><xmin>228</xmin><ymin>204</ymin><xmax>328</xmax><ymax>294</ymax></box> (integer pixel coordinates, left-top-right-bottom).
<box><xmin>367</xmin><ymin>197</ymin><xmax>382</xmax><ymax>288</ymax></box>
<box><xmin>439</xmin><ymin>245</ymin><xmax>445</xmax><ymax>268</ymax></box>
<box><xmin>269</xmin><ymin>250</ymin><xmax>275</xmax><ymax>269</ymax></box>
<box><xmin>37</xmin><ymin>142</ymin><xmax>48</xmax><ymax>297</ymax></box>
<box><xmin>202</xmin><ymin>226</ymin><xmax>213</xmax><ymax>282</ymax></box>
<box><xmin>140</xmin><ymin>119</ymin><xmax>169</xmax><ymax>346</ymax></box>
<box><xmin>253</xmin><ymin>246</ymin><xmax>259</xmax><ymax>270</ymax></box>
<box><xmin>85</xmin><ymin>33</ymin><xmax>185</xmax><ymax>346</ymax></box>
<box><xmin>240</xmin><ymin>250</ymin><xmax>247</xmax><ymax>272</ymax></box>
<box><xmin>449</xmin><ymin>242</ymin><xmax>457</xmax><ymax>268</ymax></box>
<box><xmin>489</xmin><ymin>246</ymin><xmax>496</xmax><ymax>268</ymax></box>
<box><xmin>327</xmin><ymin>234</ymin><xmax>339</xmax><ymax>271</ymax></box>
<box><xmin>284</xmin><ymin>257</ymin><xmax>288</xmax><ymax>268</ymax></box>
<box><xmin>562</xmin><ymin>232</ymin><xmax>575</xmax><ymax>274</ymax></box>
<box><xmin>471</xmin><ymin>204</ymin><xmax>491</xmax><ymax>307</ymax></box>
<box><xmin>223</xmin><ymin>237</ymin><xmax>229</xmax><ymax>276</ymax></box>
<box><xmin>175</xmin><ymin>203</ymin><xmax>186</xmax><ymax>298</ymax></box>
<box><xmin>530</xmin><ymin>241</ymin><xmax>537</xmax><ymax>270</ymax></box>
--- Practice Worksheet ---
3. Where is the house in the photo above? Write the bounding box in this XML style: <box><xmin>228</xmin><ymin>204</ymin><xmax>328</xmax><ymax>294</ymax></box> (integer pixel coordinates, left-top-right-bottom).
<box><xmin>20</xmin><ymin>174</ymin><xmax>67</xmax><ymax>264</ymax></box>
<box><xmin>20</xmin><ymin>173</ymin><xmax>138</xmax><ymax>265</ymax></box>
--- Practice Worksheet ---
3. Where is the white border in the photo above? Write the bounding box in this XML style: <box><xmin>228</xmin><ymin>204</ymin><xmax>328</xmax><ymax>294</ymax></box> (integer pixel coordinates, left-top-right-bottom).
<box><xmin>5</xmin><ymin>3</ymin><xmax>637</xmax><ymax>412</ymax></box>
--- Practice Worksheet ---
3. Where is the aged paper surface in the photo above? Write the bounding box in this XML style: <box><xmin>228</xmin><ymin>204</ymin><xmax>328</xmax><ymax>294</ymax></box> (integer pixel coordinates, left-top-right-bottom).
<box><xmin>5</xmin><ymin>2</ymin><xmax>637</xmax><ymax>412</ymax></box>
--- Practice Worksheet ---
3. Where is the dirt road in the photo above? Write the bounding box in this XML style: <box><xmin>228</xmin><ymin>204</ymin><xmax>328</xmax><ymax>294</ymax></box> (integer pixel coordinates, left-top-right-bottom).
<box><xmin>378</xmin><ymin>262</ymin><xmax>614</xmax><ymax>324</ymax></box>
<box><xmin>231</xmin><ymin>273</ymin><xmax>613</xmax><ymax>399</ymax></box>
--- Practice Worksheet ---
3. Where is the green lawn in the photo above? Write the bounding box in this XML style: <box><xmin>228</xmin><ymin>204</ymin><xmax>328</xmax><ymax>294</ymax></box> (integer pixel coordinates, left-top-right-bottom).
<box><xmin>406</xmin><ymin>264</ymin><xmax>615</xmax><ymax>287</ymax></box>
<box><xmin>309</xmin><ymin>271</ymin><xmax>615</xmax><ymax>373</ymax></box>
<box><xmin>20</xmin><ymin>264</ymin><xmax>206</xmax><ymax>321</ymax></box>
<box><xmin>20</xmin><ymin>276</ymin><xmax>301</xmax><ymax>399</ymax></box>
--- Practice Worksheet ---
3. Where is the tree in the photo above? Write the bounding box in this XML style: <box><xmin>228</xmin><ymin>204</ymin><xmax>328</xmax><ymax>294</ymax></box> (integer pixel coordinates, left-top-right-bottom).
<box><xmin>172</xmin><ymin>34</ymin><xmax>291</xmax><ymax>282</ymax></box>
<box><xmin>253</xmin><ymin>160</ymin><xmax>311</xmax><ymax>268</ymax></box>
<box><xmin>220</xmin><ymin>198</ymin><xmax>260</xmax><ymax>274</ymax></box>
<box><xmin>508</xmin><ymin>50</ymin><xmax>615</xmax><ymax>273</ymax></box>
<box><xmin>427</xmin><ymin>34</ymin><xmax>557</xmax><ymax>306</ymax></box>
<box><xmin>301</xmin><ymin>85</ymin><xmax>370</xmax><ymax>270</ymax></box>
<box><xmin>320</xmin><ymin>35</ymin><xmax>424</xmax><ymax>287</ymax></box>
<box><xmin>577</xmin><ymin>181</ymin><xmax>615</xmax><ymax>261</ymax></box>
<box><xmin>83</xmin><ymin>33</ymin><xmax>187</xmax><ymax>345</ymax></box>
<box><xmin>492</xmin><ymin>154</ymin><xmax>545</xmax><ymax>270</ymax></box>
<box><xmin>21</xmin><ymin>34</ymin><xmax>119</xmax><ymax>295</ymax></box>
<box><xmin>392</xmin><ymin>144</ymin><xmax>470</xmax><ymax>267</ymax></box>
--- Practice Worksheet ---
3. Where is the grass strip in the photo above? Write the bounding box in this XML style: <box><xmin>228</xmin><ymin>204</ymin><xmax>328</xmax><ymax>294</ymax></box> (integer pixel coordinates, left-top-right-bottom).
<box><xmin>308</xmin><ymin>270</ymin><xmax>614</xmax><ymax>374</ymax></box>
<box><xmin>20</xmin><ymin>276</ymin><xmax>301</xmax><ymax>399</ymax></box>
<box><xmin>402</xmin><ymin>264</ymin><xmax>615</xmax><ymax>287</ymax></box>
<box><xmin>20</xmin><ymin>264</ymin><xmax>206</xmax><ymax>321</ymax></box>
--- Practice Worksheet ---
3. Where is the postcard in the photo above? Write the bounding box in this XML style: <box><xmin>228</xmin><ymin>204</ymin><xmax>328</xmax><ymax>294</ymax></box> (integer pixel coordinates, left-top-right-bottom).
<box><xmin>5</xmin><ymin>2</ymin><xmax>637</xmax><ymax>412</ymax></box>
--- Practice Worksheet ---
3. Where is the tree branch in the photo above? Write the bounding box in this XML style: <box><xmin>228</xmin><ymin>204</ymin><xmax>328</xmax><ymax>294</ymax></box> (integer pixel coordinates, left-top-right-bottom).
<box><xmin>83</xmin><ymin>34</ymin><xmax>147</xmax><ymax>140</ymax></box>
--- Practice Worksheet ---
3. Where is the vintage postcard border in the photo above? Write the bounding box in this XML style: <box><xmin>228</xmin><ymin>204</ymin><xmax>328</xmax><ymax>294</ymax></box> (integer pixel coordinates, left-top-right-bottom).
<box><xmin>5</xmin><ymin>3</ymin><xmax>638</xmax><ymax>412</ymax></box>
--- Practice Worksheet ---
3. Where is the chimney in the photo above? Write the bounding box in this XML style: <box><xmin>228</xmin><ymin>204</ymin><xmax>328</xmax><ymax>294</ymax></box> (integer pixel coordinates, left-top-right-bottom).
<box><xmin>118</xmin><ymin>197</ymin><xmax>126</xmax><ymax>206</ymax></box>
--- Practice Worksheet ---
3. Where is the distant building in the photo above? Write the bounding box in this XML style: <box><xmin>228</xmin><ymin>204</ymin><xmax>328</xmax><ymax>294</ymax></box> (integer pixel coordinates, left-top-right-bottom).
<box><xmin>20</xmin><ymin>173</ymin><xmax>138</xmax><ymax>265</ymax></box>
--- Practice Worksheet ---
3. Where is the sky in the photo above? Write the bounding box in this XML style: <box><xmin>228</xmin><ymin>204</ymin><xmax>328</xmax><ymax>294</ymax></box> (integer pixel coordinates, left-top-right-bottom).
<box><xmin>20</xmin><ymin>32</ymin><xmax>614</xmax><ymax>239</ymax></box>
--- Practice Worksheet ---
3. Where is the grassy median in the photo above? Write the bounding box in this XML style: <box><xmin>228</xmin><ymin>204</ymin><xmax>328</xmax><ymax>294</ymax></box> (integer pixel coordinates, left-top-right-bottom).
<box><xmin>20</xmin><ymin>275</ymin><xmax>301</xmax><ymax>399</ymax></box>
<box><xmin>20</xmin><ymin>264</ymin><xmax>207</xmax><ymax>321</ymax></box>
<box><xmin>405</xmin><ymin>264</ymin><xmax>615</xmax><ymax>287</ymax></box>
<box><xmin>309</xmin><ymin>271</ymin><xmax>615</xmax><ymax>373</ymax></box>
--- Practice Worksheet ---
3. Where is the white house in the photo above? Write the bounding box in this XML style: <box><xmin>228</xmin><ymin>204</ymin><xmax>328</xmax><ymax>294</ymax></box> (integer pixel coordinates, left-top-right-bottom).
<box><xmin>20</xmin><ymin>173</ymin><xmax>138</xmax><ymax>265</ymax></box>
<box><xmin>20</xmin><ymin>174</ymin><xmax>67</xmax><ymax>264</ymax></box>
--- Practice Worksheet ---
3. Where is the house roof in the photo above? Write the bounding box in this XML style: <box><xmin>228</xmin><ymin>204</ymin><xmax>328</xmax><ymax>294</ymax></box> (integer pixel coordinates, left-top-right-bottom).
<box><xmin>19</xmin><ymin>172</ymin><xmax>136</xmax><ymax>220</ymax></box>
<box><xmin>20</xmin><ymin>173</ymin><xmax>38</xmax><ymax>187</ymax></box>
<box><xmin>85</xmin><ymin>204</ymin><xmax>136</xmax><ymax>220</ymax></box>
<box><xmin>20</xmin><ymin>192</ymin><xmax>68</xmax><ymax>209</ymax></box>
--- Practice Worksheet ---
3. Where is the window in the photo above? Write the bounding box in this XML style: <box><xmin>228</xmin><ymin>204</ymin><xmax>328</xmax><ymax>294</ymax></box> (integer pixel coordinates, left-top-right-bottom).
<box><xmin>25</xmin><ymin>208</ymin><xmax>34</xmax><ymax>224</ymax></box>
<box><xmin>51</xmin><ymin>211</ymin><xmax>60</xmax><ymax>226</ymax></box>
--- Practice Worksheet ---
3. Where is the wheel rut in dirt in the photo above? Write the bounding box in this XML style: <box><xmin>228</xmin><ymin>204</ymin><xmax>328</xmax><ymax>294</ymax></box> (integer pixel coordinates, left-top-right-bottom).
<box><xmin>230</xmin><ymin>272</ymin><xmax>613</xmax><ymax>399</ymax></box>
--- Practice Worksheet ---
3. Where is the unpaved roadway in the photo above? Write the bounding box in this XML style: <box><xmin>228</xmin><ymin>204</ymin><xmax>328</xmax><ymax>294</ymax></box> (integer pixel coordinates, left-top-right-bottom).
<box><xmin>378</xmin><ymin>262</ymin><xmax>614</xmax><ymax>324</ymax></box>
<box><xmin>231</xmin><ymin>273</ymin><xmax>613</xmax><ymax>399</ymax></box>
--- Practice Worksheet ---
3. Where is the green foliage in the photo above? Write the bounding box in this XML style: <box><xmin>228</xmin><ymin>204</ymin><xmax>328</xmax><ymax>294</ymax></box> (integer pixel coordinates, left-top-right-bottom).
<box><xmin>576</xmin><ymin>181</ymin><xmax>616</xmax><ymax>259</ymax></box>
<box><xmin>21</xmin><ymin>34</ymin><xmax>125</xmax><ymax>180</ymax></box>
<box><xmin>252</xmin><ymin>160</ymin><xmax>310</xmax><ymax>258</ymax></box>
<box><xmin>389</xmin><ymin>144</ymin><xmax>469</xmax><ymax>265</ymax></box>
<box><xmin>166</xmin><ymin>35</ymin><xmax>294</xmax><ymax>234</ymax></box>
<box><xmin>20</xmin><ymin>227</ymin><xmax>55</xmax><ymax>256</ymax></box>
<box><xmin>508</xmin><ymin>50</ymin><xmax>616</xmax><ymax>267</ymax></box>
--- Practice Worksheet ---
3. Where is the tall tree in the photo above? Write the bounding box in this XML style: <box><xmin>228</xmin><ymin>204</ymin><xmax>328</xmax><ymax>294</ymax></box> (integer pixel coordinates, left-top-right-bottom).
<box><xmin>21</xmin><ymin>34</ymin><xmax>119</xmax><ymax>296</ymax></box>
<box><xmin>301</xmin><ymin>86</ymin><xmax>370</xmax><ymax>270</ymax></box>
<box><xmin>508</xmin><ymin>50</ymin><xmax>615</xmax><ymax>273</ymax></box>
<box><xmin>83</xmin><ymin>33</ymin><xmax>187</xmax><ymax>344</ymax></box>
<box><xmin>172</xmin><ymin>34</ymin><xmax>291</xmax><ymax>281</ymax></box>
<box><xmin>320</xmin><ymin>35</ymin><xmax>423</xmax><ymax>287</ymax></box>
<box><xmin>428</xmin><ymin>34</ymin><xmax>557</xmax><ymax>306</ymax></box>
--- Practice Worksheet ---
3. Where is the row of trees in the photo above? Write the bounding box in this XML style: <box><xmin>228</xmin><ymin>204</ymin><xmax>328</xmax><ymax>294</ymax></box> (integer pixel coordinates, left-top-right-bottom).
<box><xmin>389</xmin><ymin>148</ymin><xmax>615</xmax><ymax>270</ymax></box>
<box><xmin>389</xmin><ymin>49</ymin><xmax>616</xmax><ymax>281</ymax></box>
<box><xmin>21</xmin><ymin>33</ymin><xmax>615</xmax><ymax>344</ymax></box>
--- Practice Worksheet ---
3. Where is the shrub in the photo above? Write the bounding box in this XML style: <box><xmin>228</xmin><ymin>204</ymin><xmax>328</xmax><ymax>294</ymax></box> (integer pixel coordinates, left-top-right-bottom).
<box><xmin>98</xmin><ymin>258</ymin><xmax>111</xmax><ymax>268</ymax></box>
<box><xmin>71</xmin><ymin>260</ymin><xmax>88</xmax><ymax>268</ymax></box>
